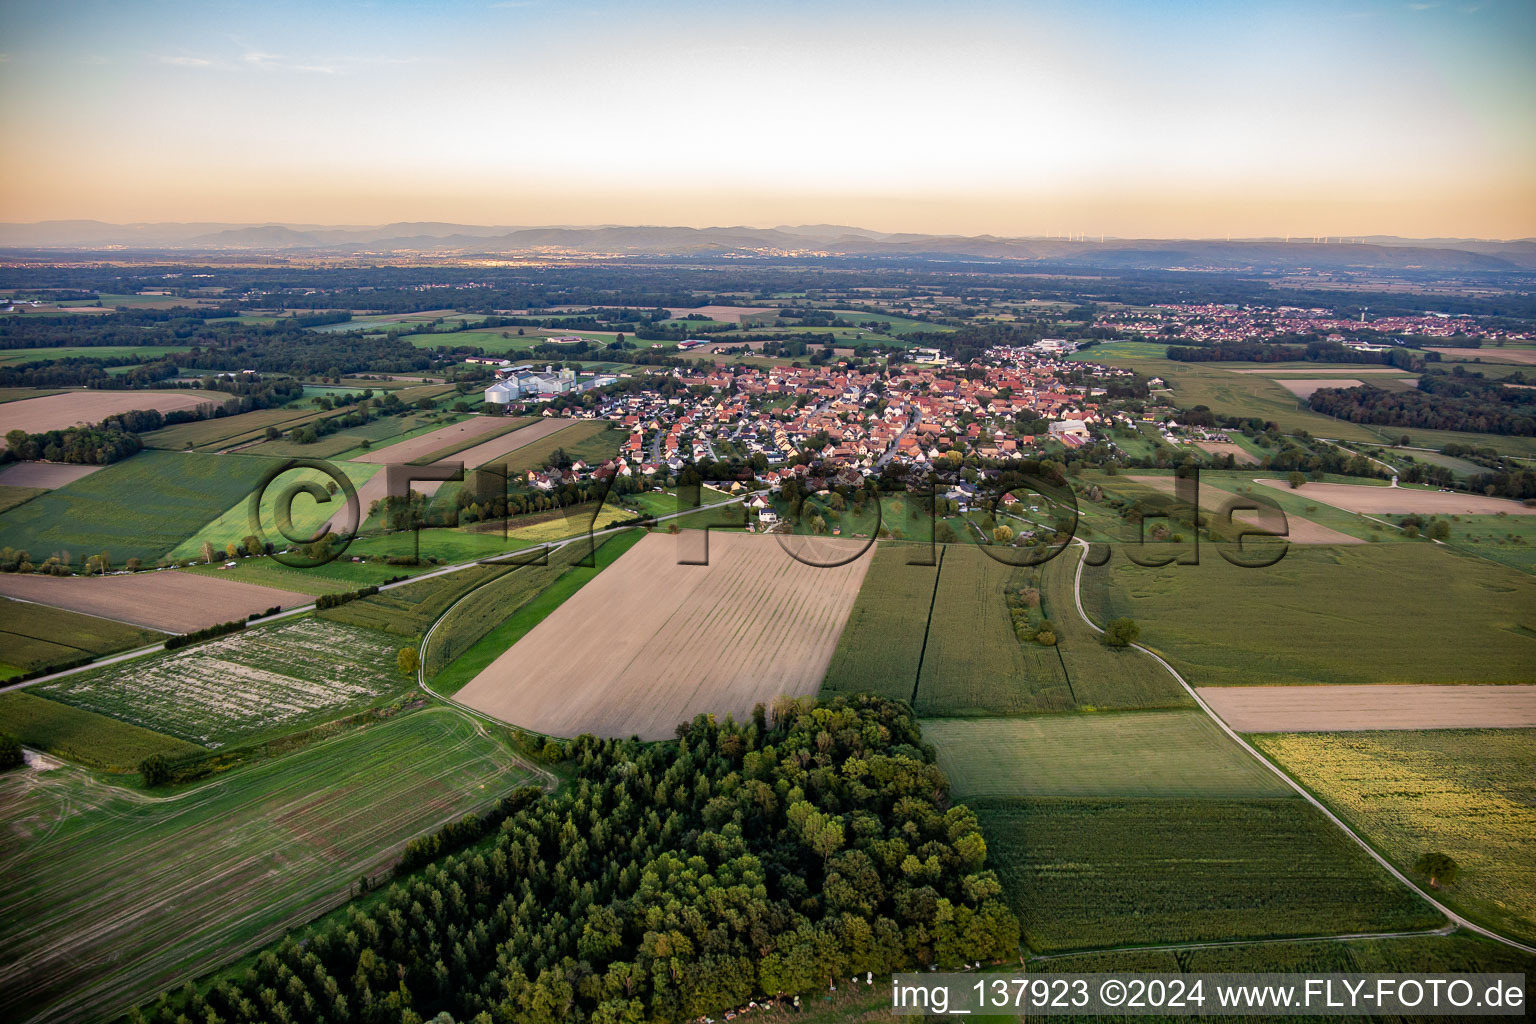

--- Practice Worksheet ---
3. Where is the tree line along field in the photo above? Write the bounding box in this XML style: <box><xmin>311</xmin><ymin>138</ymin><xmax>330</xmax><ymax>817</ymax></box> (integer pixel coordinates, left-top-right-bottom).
<box><xmin>0</xmin><ymin>707</ymin><xmax>534</xmax><ymax>1024</ymax></box>
<box><xmin>1253</xmin><ymin>729</ymin><xmax>1536</xmax><ymax>946</ymax></box>
<box><xmin>34</xmin><ymin>618</ymin><xmax>408</xmax><ymax>749</ymax></box>
<box><xmin>0</xmin><ymin>595</ymin><xmax>164</xmax><ymax>680</ymax></box>
<box><xmin>821</xmin><ymin>543</ymin><xmax>1185</xmax><ymax>713</ymax></box>
<box><xmin>0</xmin><ymin>450</ymin><xmax>288</xmax><ymax>563</ymax></box>
<box><xmin>1079</xmin><ymin>543</ymin><xmax>1536</xmax><ymax>687</ymax></box>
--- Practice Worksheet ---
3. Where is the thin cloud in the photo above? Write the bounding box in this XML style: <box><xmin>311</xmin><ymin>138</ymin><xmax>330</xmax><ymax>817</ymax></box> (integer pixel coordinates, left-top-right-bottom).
<box><xmin>159</xmin><ymin>55</ymin><xmax>217</xmax><ymax>68</ymax></box>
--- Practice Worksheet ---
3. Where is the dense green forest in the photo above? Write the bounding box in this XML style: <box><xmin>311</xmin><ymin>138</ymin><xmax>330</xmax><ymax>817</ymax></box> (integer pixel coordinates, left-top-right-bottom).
<box><xmin>1309</xmin><ymin>376</ymin><xmax>1536</xmax><ymax>436</ymax></box>
<box><xmin>136</xmin><ymin>696</ymin><xmax>1018</xmax><ymax>1024</ymax></box>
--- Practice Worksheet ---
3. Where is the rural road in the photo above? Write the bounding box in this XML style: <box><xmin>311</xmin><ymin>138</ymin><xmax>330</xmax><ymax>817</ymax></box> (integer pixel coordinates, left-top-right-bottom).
<box><xmin>1067</xmin><ymin>539</ymin><xmax>1536</xmax><ymax>956</ymax></box>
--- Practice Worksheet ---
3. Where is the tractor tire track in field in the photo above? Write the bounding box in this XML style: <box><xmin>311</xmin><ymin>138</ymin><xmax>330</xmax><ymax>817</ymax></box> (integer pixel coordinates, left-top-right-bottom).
<box><xmin>1066</xmin><ymin>539</ymin><xmax>1536</xmax><ymax>956</ymax></box>
<box><xmin>909</xmin><ymin>545</ymin><xmax>946</xmax><ymax>705</ymax></box>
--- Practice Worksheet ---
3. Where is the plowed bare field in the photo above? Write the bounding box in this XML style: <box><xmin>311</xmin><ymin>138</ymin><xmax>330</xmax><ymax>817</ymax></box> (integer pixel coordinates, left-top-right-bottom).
<box><xmin>350</xmin><ymin>416</ymin><xmax>512</xmax><ymax>464</ymax></box>
<box><xmin>1256</xmin><ymin>479</ymin><xmax>1536</xmax><ymax>516</ymax></box>
<box><xmin>1200</xmin><ymin>684</ymin><xmax>1536</xmax><ymax>731</ymax></box>
<box><xmin>0</xmin><ymin>572</ymin><xmax>304</xmax><ymax>632</ymax></box>
<box><xmin>456</xmin><ymin>532</ymin><xmax>872</xmax><ymax>739</ymax></box>
<box><xmin>0</xmin><ymin>462</ymin><xmax>102</xmax><ymax>488</ymax></box>
<box><xmin>0</xmin><ymin>392</ymin><xmax>219</xmax><ymax>446</ymax></box>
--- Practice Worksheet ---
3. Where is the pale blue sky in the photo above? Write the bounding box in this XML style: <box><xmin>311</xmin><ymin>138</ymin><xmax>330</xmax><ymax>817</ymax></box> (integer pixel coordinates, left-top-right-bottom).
<box><xmin>2</xmin><ymin>1</ymin><xmax>1531</xmax><ymax>236</ymax></box>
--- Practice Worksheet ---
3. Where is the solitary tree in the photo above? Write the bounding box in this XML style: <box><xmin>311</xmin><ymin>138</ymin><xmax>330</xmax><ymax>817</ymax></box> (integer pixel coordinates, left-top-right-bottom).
<box><xmin>201</xmin><ymin>540</ymin><xmax>217</xmax><ymax>564</ymax></box>
<box><xmin>1415</xmin><ymin>851</ymin><xmax>1459</xmax><ymax>888</ymax></box>
<box><xmin>139</xmin><ymin>753</ymin><xmax>170</xmax><ymax>787</ymax></box>
<box><xmin>1104</xmin><ymin>617</ymin><xmax>1140</xmax><ymax>648</ymax></box>
<box><xmin>397</xmin><ymin>647</ymin><xmax>419</xmax><ymax>676</ymax></box>
<box><xmin>992</xmin><ymin>525</ymin><xmax>1014</xmax><ymax>544</ymax></box>
<box><xmin>1287</xmin><ymin>472</ymin><xmax>1307</xmax><ymax>489</ymax></box>
<box><xmin>0</xmin><ymin>732</ymin><xmax>21</xmax><ymax>770</ymax></box>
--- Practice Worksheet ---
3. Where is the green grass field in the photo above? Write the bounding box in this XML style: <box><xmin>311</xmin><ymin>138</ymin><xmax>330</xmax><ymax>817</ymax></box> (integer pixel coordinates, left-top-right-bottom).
<box><xmin>478</xmin><ymin>419</ymin><xmax>619</xmax><ymax>476</ymax></box>
<box><xmin>1080</xmin><ymin>543</ymin><xmax>1536</xmax><ymax>687</ymax></box>
<box><xmin>974</xmin><ymin>797</ymin><xmax>1442</xmax><ymax>953</ymax></box>
<box><xmin>0</xmin><ymin>450</ymin><xmax>286</xmax><ymax>563</ymax></box>
<box><xmin>917</xmin><ymin>544</ymin><xmax>1075</xmax><ymax>714</ymax></box>
<box><xmin>36</xmin><ymin>618</ymin><xmax>408</xmax><ymax>748</ymax></box>
<box><xmin>319</xmin><ymin>563</ymin><xmax>514</xmax><ymax>637</ymax></box>
<box><xmin>166</xmin><ymin>460</ymin><xmax>381</xmax><ymax>560</ymax></box>
<box><xmin>821</xmin><ymin>543</ymin><xmax>940</xmax><ymax>703</ymax></box>
<box><xmin>1254</xmin><ymin>729</ymin><xmax>1536</xmax><ymax>945</ymax></box>
<box><xmin>0</xmin><ymin>707</ymin><xmax>533</xmax><ymax>1024</ymax></box>
<box><xmin>925</xmin><ymin>711</ymin><xmax>1290</xmax><ymax>801</ymax></box>
<box><xmin>176</xmin><ymin>550</ymin><xmax>438</xmax><ymax>595</ymax></box>
<box><xmin>0</xmin><ymin>690</ymin><xmax>203</xmax><ymax>769</ymax></box>
<box><xmin>0</xmin><ymin>484</ymin><xmax>46</xmax><ymax>513</ymax></box>
<box><xmin>0</xmin><ymin>596</ymin><xmax>163</xmax><ymax>679</ymax></box>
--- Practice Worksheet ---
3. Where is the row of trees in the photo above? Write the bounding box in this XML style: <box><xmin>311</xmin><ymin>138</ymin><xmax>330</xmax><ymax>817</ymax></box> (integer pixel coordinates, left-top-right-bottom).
<box><xmin>137</xmin><ymin>696</ymin><xmax>1019</xmax><ymax>1024</ymax></box>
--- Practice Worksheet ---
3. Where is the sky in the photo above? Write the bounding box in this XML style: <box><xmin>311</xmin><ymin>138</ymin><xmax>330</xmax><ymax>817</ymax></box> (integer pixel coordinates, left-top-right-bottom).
<box><xmin>1</xmin><ymin>0</ymin><xmax>1532</xmax><ymax>238</ymax></box>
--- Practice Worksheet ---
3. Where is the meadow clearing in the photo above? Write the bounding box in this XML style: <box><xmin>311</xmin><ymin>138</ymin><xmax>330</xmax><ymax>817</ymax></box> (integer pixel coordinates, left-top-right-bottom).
<box><xmin>1254</xmin><ymin>729</ymin><xmax>1536</xmax><ymax>944</ymax></box>
<box><xmin>36</xmin><ymin>618</ymin><xmax>406</xmax><ymax>747</ymax></box>
<box><xmin>0</xmin><ymin>569</ymin><xmax>303</xmax><ymax>632</ymax></box>
<box><xmin>0</xmin><ymin>595</ymin><xmax>163</xmax><ymax>679</ymax></box>
<box><xmin>0</xmin><ymin>708</ymin><xmax>532</xmax><ymax>1024</ymax></box>
<box><xmin>458</xmin><ymin>532</ymin><xmax>871</xmax><ymax>739</ymax></box>
<box><xmin>0</xmin><ymin>390</ymin><xmax>220</xmax><ymax>443</ymax></box>
<box><xmin>1080</xmin><ymin>543</ymin><xmax>1536</xmax><ymax>687</ymax></box>
<box><xmin>1202</xmin><ymin>683</ymin><xmax>1536</xmax><ymax>731</ymax></box>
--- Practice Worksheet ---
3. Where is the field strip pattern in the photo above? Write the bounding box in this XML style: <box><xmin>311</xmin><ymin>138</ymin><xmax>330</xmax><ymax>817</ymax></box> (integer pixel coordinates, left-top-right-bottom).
<box><xmin>0</xmin><ymin>572</ymin><xmax>306</xmax><ymax>633</ymax></box>
<box><xmin>0</xmin><ymin>708</ymin><xmax>529</xmax><ymax>1024</ymax></box>
<box><xmin>1200</xmin><ymin>684</ymin><xmax>1536</xmax><ymax>731</ymax></box>
<box><xmin>1127</xmin><ymin>475</ymin><xmax>1362</xmax><ymax>544</ymax></box>
<box><xmin>456</xmin><ymin>531</ymin><xmax>872</xmax><ymax>739</ymax></box>
<box><xmin>349</xmin><ymin>415</ymin><xmax>511</xmax><ymax>464</ymax></box>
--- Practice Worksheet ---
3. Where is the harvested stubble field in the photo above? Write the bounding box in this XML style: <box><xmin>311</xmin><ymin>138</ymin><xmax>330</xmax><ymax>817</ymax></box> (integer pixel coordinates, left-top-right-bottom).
<box><xmin>973</xmin><ymin>797</ymin><xmax>1442</xmax><ymax>953</ymax></box>
<box><xmin>457</xmin><ymin>532</ymin><xmax>871</xmax><ymax>739</ymax></box>
<box><xmin>1080</xmin><ymin>544</ymin><xmax>1536</xmax><ymax>687</ymax></box>
<box><xmin>0</xmin><ymin>449</ymin><xmax>290</xmax><ymax>563</ymax></box>
<box><xmin>1253</xmin><ymin>729</ymin><xmax>1536</xmax><ymax>944</ymax></box>
<box><xmin>0</xmin><ymin>691</ymin><xmax>202</xmax><ymax>770</ymax></box>
<box><xmin>1194</xmin><ymin>440</ymin><xmax>1259</xmax><ymax>465</ymax></box>
<box><xmin>924</xmin><ymin>711</ymin><xmax>1288</xmax><ymax>801</ymax></box>
<box><xmin>1201</xmin><ymin>683</ymin><xmax>1536</xmax><ymax>731</ymax></box>
<box><xmin>0</xmin><ymin>708</ymin><xmax>533</xmax><ymax>1024</ymax></box>
<box><xmin>0</xmin><ymin>461</ymin><xmax>102</xmax><ymax>488</ymax></box>
<box><xmin>415</xmin><ymin>416</ymin><xmax>571</xmax><ymax>468</ymax></box>
<box><xmin>0</xmin><ymin>595</ymin><xmax>163</xmax><ymax>678</ymax></box>
<box><xmin>350</xmin><ymin>415</ymin><xmax>513</xmax><ymax>464</ymax></box>
<box><xmin>37</xmin><ymin>618</ymin><xmax>405</xmax><ymax>747</ymax></box>
<box><xmin>0</xmin><ymin>570</ymin><xmax>304</xmax><ymax>633</ymax></box>
<box><xmin>0</xmin><ymin>391</ymin><xmax>220</xmax><ymax>444</ymax></box>
<box><xmin>1256</xmin><ymin>479</ymin><xmax>1536</xmax><ymax>517</ymax></box>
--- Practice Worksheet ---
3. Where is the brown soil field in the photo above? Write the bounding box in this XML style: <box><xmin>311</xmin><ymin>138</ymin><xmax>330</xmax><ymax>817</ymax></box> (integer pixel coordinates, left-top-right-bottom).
<box><xmin>1200</xmin><ymin>684</ymin><xmax>1536</xmax><ymax>731</ymax></box>
<box><xmin>1276</xmin><ymin>378</ymin><xmax>1367</xmax><ymax>398</ymax></box>
<box><xmin>1129</xmin><ymin>476</ymin><xmax>1362</xmax><ymax>544</ymax></box>
<box><xmin>0</xmin><ymin>392</ymin><xmax>220</xmax><ymax>447</ymax></box>
<box><xmin>0</xmin><ymin>572</ymin><xmax>305</xmax><ymax>632</ymax></box>
<box><xmin>1425</xmin><ymin>346</ymin><xmax>1536</xmax><ymax>365</ymax></box>
<box><xmin>350</xmin><ymin>416</ymin><xmax>511</xmax><ymax>465</ymax></box>
<box><xmin>456</xmin><ymin>532</ymin><xmax>872</xmax><ymax>740</ymax></box>
<box><xmin>1194</xmin><ymin>441</ymin><xmax>1259</xmax><ymax>465</ymax></box>
<box><xmin>0</xmin><ymin>462</ymin><xmax>103</xmax><ymax>488</ymax></box>
<box><xmin>443</xmin><ymin>417</ymin><xmax>572</xmax><ymax>469</ymax></box>
<box><xmin>1256</xmin><ymin>479</ymin><xmax>1536</xmax><ymax>516</ymax></box>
